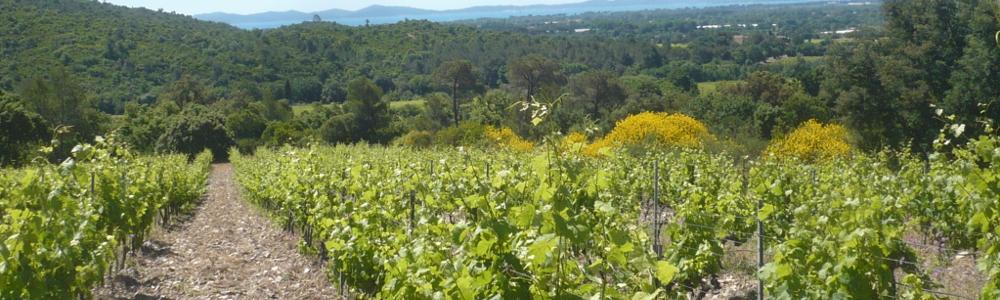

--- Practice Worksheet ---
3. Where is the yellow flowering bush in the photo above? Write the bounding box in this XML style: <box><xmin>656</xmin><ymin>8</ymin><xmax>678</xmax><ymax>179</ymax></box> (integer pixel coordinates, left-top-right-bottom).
<box><xmin>485</xmin><ymin>126</ymin><xmax>534</xmax><ymax>152</ymax></box>
<box><xmin>584</xmin><ymin>112</ymin><xmax>714</xmax><ymax>156</ymax></box>
<box><xmin>765</xmin><ymin>119</ymin><xmax>852</xmax><ymax>162</ymax></box>
<box><xmin>583</xmin><ymin>138</ymin><xmax>613</xmax><ymax>157</ymax></box>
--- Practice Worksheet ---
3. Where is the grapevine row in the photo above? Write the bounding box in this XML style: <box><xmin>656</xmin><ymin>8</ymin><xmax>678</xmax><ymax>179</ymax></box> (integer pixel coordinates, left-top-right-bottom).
<box><xmin>231</xmin><ymin>136</ymin><xmax>999</xmax><ymax>299</ymax></box>
<box><xmin>0</xmin><ymin>137</ymin><xmax>213</xmax><ymax>298</ymax></box>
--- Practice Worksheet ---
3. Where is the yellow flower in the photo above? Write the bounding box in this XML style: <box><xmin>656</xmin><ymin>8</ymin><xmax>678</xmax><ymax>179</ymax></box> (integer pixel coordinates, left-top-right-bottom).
<box><xmin>485</xmin><ymin>126</ymin><xmax>534</xmax><ymax>152</ymax></box>
<box><xmin>765</xmin><ymin>119</ymin><xmax>852</xmax><ymax>162</ymax></box>
<box><xmin>584</xmin><ymin>112</ymin><xmax>714</xmax><ymax>156</ymax></box>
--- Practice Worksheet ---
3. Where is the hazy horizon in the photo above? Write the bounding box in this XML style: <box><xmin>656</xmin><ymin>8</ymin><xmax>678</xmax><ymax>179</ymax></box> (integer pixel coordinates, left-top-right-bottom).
<box><xmin>104</xmin><ymin>0</ymin><xmax>585</xmax><ymax>15</ymax></box>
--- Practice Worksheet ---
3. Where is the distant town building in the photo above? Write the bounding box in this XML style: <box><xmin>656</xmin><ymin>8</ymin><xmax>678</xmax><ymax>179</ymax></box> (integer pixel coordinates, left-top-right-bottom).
<box><xmin>820</xmin><ymin>28</ymin><xmax>857</xmax><ymax>35</ymax></box>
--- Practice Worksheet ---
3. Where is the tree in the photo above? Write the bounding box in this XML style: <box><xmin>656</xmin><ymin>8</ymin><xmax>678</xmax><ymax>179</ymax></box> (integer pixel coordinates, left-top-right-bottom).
<box><xmin>610</xmin><ymin>82</ymin><xmax>691</xmax><ymax>125</ymax></box>
<box><xmin>820</xmin><ymin>43</ymin><xmax>901</xmax><ymax>150</ymax></box>
<box><xmin>879</xmin><ymin>0</ymin><xmax>967</xmax><ymax>150</ymax></box>
<box><xmin>283</xmin><ymin>79</ymin><xmax>293</xmax><ymax>100</ymax></box>
<box><xmin>422</xmin><ymin>92</ymin><xmax>454</xmax><ymax>130</ymax></box>
<box><xmin>568</xmin><ymin>70</ymin><xmax>627</xmax><ymax>120</ymax></box>
<box><xmin>163</xmin><ymin>74</ymin><xmax>210</xmax><ymax>106</ymax></box>
<box><xmin>344</xmin><ymin>77</ymin><xmax>390</xmax><ymax>143</ymax></box>
<box><xmin>290</xmin><ymin>77</ymin><xmax>323</xmax><ymax>103</ymax></box>
<box><xmin>507</xmin><ymin>55</ymin><xmax>565</xmax><ymax>101</ymax></box>
<box><xmin>721</xmin><ymin>71</ymin><xmax>828</xmax><ymax>138</ymax></box>
<box><xmin>728</xmin><ymin>72</ymin><xmax>800</xmax><ymax>106</ymax></box>
<box><xmin>641</xmin><ymin>46</ymin><xmax>664</xmax><ymax>69</ymax></box>
<box><xmin>19</xmin><ymin>69</ymin><xmax>93</xmax><ymax>130</ymax></box>
<box><xmin>119</xmin><ymin>101</ymin><xmax>171</xmax><ymax>153</ymax></box>
<box><xmin>660</xmin><ymin>61</ymin><xmax>701</xmax><ymax>92</ymax></box>
<box><xmin>468</xmin><ymin>89</ymin><xmax>516</xmax><ymax>128</ymax></box>
<box><xmin>0</xmin><ymin>92</ymin><xmax>49</xmax><ymax>166</ymax></box>
<box><xmin>156</xmin><ymin>104</ymin><xmax>234</xmax><ymax>160</ymax></box>
<box><xmin>683</xmin><ymin>92</ymin><xmax>757</xmax><ymax>138</ymax></box>
<box><xmin>252</xmin><ymin>97</ymin><xmax>293</xmax><ymax>122</ymax></box>
<box><xmin>320</xmin><ymin>113</ymin><xmax>357</xmax><ymax>144</ymax></box>
<box><xmin>883</xmin><ymin>0</ymin><xmax>967</xmax><ymax>98</ymax></box>
<box><xmin>226</xmin><ymin>109</ymin><xmax>268</xmax><ymax>152</ymax></box>
<box><xmin>373</xmin><ymin>75</ymin><xmax>396</xmax><ymax>94</ymax></box>
<box><xmin>17</xmin><ymin>68</ymin><xmax>103</xmax><ymax>158</ymax></box>
<box><xmin>262</xmin><ymin>120</ymin><xmax>308</xmax><ymax>147</ymax></box>
<box><xmin>945</xmin><ymin>1</ymin><xmax>1000</xmax><ymax>138</ymax></box>
<box><xmin>808</xmin><ymin>0</ymin><xmax>970</xmax><ymax>151</ymax></box>
<box><xmin>619</xmin><ymin>75</ymin><xmax>664</xmax><ymax>99</ymax></box>
<box><xmin>406</xmin><ymin>75</ymin><xmax>435</xmax><ymax>96</ymax></box>
<box><xmin>321</xmin><ymin>78</ymin><xmax>348</xmax><ymax>103</ymax></box>
<box><xmin>226</xmin><ymin>110</ymin><xmax>267</xmax><ymax>140</ymax></box>
<box><xmin>434</xmin><ymin>60</ymin><xmax>476</xmax><ymax>126</ymax></box>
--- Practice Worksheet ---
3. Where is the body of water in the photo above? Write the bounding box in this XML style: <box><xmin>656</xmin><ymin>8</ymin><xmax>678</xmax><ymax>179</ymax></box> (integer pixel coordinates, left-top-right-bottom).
<box><xmin>223</xmin><ymin>0</ymin><xmax>818</xmax><ymax>29</ymax></box>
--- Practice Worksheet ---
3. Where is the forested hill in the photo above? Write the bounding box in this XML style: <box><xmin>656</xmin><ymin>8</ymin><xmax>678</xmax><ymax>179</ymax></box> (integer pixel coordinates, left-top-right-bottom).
<box><xmin>0</xmin><ymin>0</ymin><xmax>880</xmax><ymax>114</ymax></box>
<box><xmin>0</xmin><ymin>0</ymin><xmax>259</xmax><ymax>112</ymax></box>
<box><xmin>0</xmin><ymin>0</ymin><xmax>650</xmax><ymax>113</ymax></box>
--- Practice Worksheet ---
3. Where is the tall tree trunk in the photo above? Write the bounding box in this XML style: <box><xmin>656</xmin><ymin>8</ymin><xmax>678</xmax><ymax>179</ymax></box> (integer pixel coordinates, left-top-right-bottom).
<box><xmin>527</xmin><ymin>82</ymin><xmax>535</xmax><ymax>102</ymax></box>
<box><xmin>592</xmin><ymin>95</ymin><xmax>599</xmax><ymax>120</ymax></box>
<box><xmin>452</xmin><ymin>80</ymin><xmax>460</xmax><ymax>127</ymax></box>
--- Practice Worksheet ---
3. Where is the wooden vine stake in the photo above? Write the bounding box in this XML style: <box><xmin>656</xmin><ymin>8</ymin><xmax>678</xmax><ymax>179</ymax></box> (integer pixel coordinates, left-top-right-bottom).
<box><xmin>651</xmin><ymin>160</ymin><xmax>664</xmax><ymax>288</ymax></box>
<box><xmin>745</xmin><ymin>160</ymin><xmax>764</xmax><ymax>300</ymax></box>
<box><xmin>409</xmin><ymin>190</ymin><xmax>416</xmax><ymax>237</ymax></box>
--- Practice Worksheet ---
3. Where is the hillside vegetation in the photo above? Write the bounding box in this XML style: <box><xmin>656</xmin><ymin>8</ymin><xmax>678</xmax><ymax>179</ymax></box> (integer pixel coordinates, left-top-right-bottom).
<box><xmin>0</xmin><ymin>0</ymin><xmax>997</xmax><ymax>167</ymax></box>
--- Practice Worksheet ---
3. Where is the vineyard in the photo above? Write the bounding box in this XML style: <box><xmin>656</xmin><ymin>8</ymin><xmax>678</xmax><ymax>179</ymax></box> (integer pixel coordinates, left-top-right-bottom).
<box><xmin>230</xmin><ymin>134</ymin><xmax>999</xmax><ymax>299</ymax></box>
<box><xmin>0</xmin><ymin>133</ymin><xmax>995</xmax><ymax>299</ymax></box>
<box><xmin>0</xmin><ymin>138</ymin><xmax>212</xmax><ymax>298</ymax></box>
<box><xmin>3</xmin><ymin>0</ymin><xmax>1000</xmax><ymax>298</ymax></box>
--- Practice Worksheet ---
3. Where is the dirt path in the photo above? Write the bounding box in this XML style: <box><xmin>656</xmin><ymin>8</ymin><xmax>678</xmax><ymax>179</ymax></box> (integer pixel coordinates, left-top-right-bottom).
<box><xmin>95</xmin><ymin>164</ymin><xmax>338</xmax><ymax>300</ymax></box>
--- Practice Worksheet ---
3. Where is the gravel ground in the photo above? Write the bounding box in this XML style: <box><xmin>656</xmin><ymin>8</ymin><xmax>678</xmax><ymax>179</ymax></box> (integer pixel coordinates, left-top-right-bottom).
<box><xmin>94</xmin><ymin>164</ymin><xmax>339</xmax><ymax>300</ymax></box>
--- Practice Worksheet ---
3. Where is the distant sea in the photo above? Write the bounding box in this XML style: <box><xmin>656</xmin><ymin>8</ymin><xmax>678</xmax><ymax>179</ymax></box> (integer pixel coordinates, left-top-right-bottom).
<box><xmin>221</xmin><ymin>0</ymin><xmax>819</xmax><ymax>29</ymax></box>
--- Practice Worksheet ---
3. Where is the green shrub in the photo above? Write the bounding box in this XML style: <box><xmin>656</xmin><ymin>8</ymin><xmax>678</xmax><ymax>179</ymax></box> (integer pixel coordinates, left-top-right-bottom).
<box><xmin>261</xmin><ymin>120</ymin><xmax>308</xmax><ymax>147</ymax></box>
<box><xmin>393</xmin><ymin>130</ymin><xmax>434</xmax><ymax>148</ymax></box>
<box><xmin>0</xmin><ymin>93</ymin><xmax>50</xmax><ymax>166</ymax></box>
<box><xmin>433</xmin><ymin>122</ymin><xmax>486</xmax><ymax>147</ymax></box>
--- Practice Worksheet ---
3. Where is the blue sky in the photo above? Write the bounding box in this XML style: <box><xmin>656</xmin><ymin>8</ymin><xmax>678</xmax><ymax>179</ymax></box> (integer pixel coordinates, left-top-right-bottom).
<box><xmin>105</xmin><ymin>0</ymin><xmax>582</xmax><ymax>15</ymax></box>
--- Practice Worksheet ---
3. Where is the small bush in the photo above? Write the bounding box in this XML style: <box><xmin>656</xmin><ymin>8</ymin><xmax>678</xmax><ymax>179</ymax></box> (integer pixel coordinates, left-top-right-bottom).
<box><xmin>394</xmin><ymin>130</ymin><xmax>434</xmax><ymax>148</ymax></box>
<box><xmin>434</xmin><ymin>122</ymin><xmax>486</xmax><ymax>147</ymax></box>
<box><xmin>764</xmin><ymin>119</ymin><xmax>852</xmax><ymax>162</ymax></box>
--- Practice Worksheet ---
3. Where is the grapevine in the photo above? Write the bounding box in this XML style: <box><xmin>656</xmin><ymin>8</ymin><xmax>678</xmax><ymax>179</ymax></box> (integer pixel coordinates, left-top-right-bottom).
<box><xmin>0</xmin><ymin>137</ymin><xmax>212</xmax><ymax>298</ymax></box>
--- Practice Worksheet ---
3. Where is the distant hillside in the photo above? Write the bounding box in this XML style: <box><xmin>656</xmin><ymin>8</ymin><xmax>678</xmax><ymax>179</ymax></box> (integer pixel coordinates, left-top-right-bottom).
<box><xmin>0</xmin><ymin>0</ymin><xmax>257</xmax><ymax>111</ymax></box>
<box><xmin>196</xmin><ymin>0</ymin><xmax>823</xmax><ymax>28</ymax></box>
<box><xmin>0</xmin><ymin>0</ymin><xmax>655</xmax><ymax>112</ymax></box>
<box><xmin>1</xmin><ymin>0</ymin><xmax>879</xmax><ymax>115</ymax></box>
